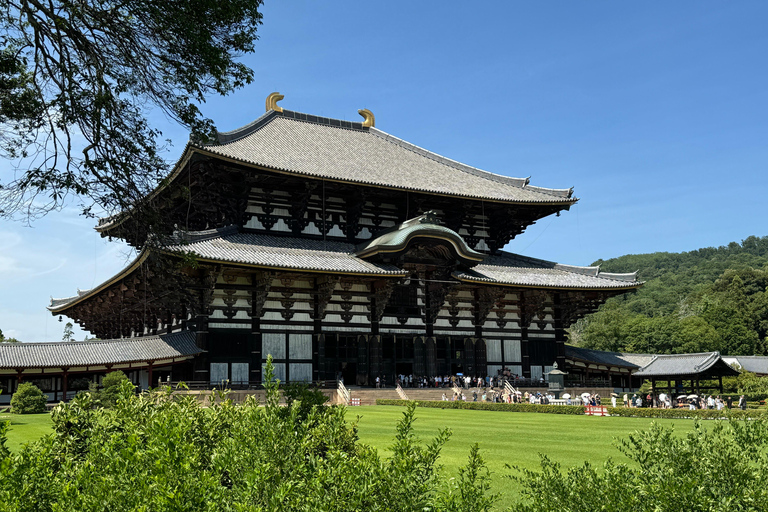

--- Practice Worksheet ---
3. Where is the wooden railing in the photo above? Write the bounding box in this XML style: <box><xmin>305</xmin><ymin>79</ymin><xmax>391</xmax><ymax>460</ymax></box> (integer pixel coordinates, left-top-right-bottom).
<box><xmin>337</xmin><ymin>380</ymin><xmax>351</xmax><ymax>406</ymax></box>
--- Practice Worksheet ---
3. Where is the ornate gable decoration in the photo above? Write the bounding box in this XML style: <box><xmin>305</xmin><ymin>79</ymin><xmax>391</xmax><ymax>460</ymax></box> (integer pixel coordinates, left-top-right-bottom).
<box><xmin>354</xmin><ymin>211</ymin><xmax>485</xmax><ymax>268</ymax></box>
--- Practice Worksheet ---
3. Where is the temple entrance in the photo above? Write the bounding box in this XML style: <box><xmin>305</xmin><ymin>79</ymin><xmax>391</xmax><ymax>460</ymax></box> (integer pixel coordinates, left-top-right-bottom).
<box><xmin>338</xmin><ymin>361</ymin><xmax>357</xmax><ymax>385</ymax></box>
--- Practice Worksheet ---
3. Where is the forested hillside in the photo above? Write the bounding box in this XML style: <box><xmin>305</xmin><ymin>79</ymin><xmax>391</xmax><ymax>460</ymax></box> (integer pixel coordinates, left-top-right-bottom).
<box><xmin>568</xmin><ymin>235</ymin><xmax>768</xmax><ymax>356</ymax></box>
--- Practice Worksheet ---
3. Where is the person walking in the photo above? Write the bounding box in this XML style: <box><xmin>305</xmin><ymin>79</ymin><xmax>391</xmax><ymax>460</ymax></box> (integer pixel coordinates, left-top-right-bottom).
<box><xmin>739</xmin><ymin>395</ymin><xmax>747</xmax><ymax>410</ymax></box>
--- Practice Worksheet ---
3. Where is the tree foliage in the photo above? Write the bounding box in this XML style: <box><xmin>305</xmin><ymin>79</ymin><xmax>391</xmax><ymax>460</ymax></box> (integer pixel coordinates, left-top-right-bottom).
<box><xmin>0</xmin><ymin>0</ymin><xmax>263</xmax><ymax>223</ymax></box>
<box><xmin>572</xmin><ymin>236</ymin><xmax>768</xmax><ymax>355</ymax></box>
<box><xmin>0</xmin><ymin>328</ymin><xmax>19</xmax><ymax>342</ymax></box>
<box><xmin>0</xmin><ymin>361</ymin><xmax>497</xmax><ymax>511</ymax></box>
<box><xmin>10</xmin><ymin>382</ymin><xmax>46</xmax><ymax>414</ymax></box>
<box><xmin>515</xmin><ymin>417</ymin><xmax>768</xmax><ymax>512</ymax></box>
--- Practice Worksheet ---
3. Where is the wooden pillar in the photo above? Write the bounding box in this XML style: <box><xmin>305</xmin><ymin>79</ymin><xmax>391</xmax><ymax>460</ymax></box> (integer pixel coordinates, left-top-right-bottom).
<box><xmin>148</xmin><ymin>361</ymin><xmax>154</xmax><ymax>388</ymax></box>
<box><xmin>16</xmin><ymin>370</ymin><xmax>23</xmax><ymax>384</ymax></box>
<box><xmin>552</xmin><ymin>293</ymin><xmax>567</xmax><ymax>370</ymax></box>
<box><xmin>62</xmin><ymin>370</ymin><xmax>69</xmax><ymax>402</ymax></box>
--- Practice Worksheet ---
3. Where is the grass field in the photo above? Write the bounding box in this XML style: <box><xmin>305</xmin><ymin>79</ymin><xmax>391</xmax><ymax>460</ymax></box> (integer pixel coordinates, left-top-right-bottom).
<box><xmin>1</xmin><ymin>412</ymin><xmax>53</xmax><ymax>452</ymax></box>
<box><xmin>2</xmin><ymin>406</ymin><xmax>698</xmax><ymax>507</ymax></box>
<box><xmin>353</xmin><ymin>406</ymin><xmax>698</xmax><ymax>506</ymax></box>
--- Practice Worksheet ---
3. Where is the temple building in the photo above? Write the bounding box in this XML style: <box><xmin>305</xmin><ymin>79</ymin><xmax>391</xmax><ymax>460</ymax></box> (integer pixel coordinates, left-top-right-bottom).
<box><xmin>3</xmin><ymin>94</ymin><xmax>643</xmax><ymax>397</ymax></box>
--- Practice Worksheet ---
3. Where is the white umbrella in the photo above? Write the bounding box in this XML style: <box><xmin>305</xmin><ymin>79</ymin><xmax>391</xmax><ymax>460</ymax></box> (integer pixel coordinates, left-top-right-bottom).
<box><xmin>688</xmin><ymin>394</ymin><xmax>698</xmax><ymax>399</ymax></box>
<box><xmin>581</xmin><ymin>392</ymin><xmax>591</xmax><ymax>398</ymax></box>
<box><xmin>562</xmin><ymin>393</ymin><xmax>571</xmax><ymax>399</ymax></box>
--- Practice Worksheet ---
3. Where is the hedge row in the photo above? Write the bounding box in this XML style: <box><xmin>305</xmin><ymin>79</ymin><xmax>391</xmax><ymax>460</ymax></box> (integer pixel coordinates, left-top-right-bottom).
<box><xmin>375</xmin><ymin>399</ymin><xmax>586</xmax><ymax>415</ymax></box>
<box><xmin>605</xmin><ymin>406</ymin><xmax>768</xmax><ymax>420</ymax></box>
<box><xmin>375</xmin><ymin>399</ymin><xmax>768</xmax><ymax>420</ymax></box>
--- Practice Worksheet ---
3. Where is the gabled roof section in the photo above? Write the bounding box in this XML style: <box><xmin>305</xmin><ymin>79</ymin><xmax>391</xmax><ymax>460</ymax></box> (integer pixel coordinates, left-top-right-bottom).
<box><xmin>355</xmin><ymin>212</ymin><xmax>485</xmax><ymax>266</ymax></box>
<box><xmin>453</xmin><ymin>252</ymin><xmax>643</xmax><ymax>290</ymax></box>
<box><xmin>633</xmin><ymin>352</ymin><xmax>740</xmax><ymax>378</ymax></box>
<box><xmin>194</xmin><ymin>108</ymin><xmax>577</xmax><ymax>205</ymax></box>
<box><xmin>0</xmin><ymin>331</ymin><xmax>200</xmax><ymax>369</ymax></box>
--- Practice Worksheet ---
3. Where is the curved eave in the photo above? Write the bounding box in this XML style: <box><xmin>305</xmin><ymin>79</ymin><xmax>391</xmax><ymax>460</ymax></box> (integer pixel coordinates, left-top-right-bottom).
<box><xmin>0</xmin><ymin>354</ymin><xmax>198</xmax><ymax>371</ymax></box>
<box><xmin>355</xmin><ymin>231</ymin><xmax>485</xmax><ymax>264</ymax></box>
<box><xmin>451</xmin><ymin>272</ymin><xmax>644</xmax><ymax>291</ymax></box>
<box><xmin>155</xmin><ymin>249</ymin><xmax>409</xmax><ymax>278</ymax></box>
<box><xmin>49</xmin><ymin>250</ymin><xmax>151</xmax><ymax>314</ymax></box>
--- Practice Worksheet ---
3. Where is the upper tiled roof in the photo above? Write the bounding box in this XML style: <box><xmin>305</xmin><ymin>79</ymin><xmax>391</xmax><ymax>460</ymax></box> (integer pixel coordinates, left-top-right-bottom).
<box><xmin>194</xmin><ymin>109</ymin><xmax>576</xmax><ymax>204</ymax></box>
<box><xmin>165</xmin><ymin>227</ymin><xmax>408</xmax><ymax>276</ymax></box>
<box><xmin>0</xmin><ymin>331</ymin><xmax>200</xmax><ymax>369</ymax></box>
<box><xmin>633</xmin><ymin>352</ymin><xmax>740</xmax><ymax>377</ymax></box>
<box><xmin>564</xmin><ymin>345</ymin><xmax>654</xmax><ymax>368</ymax></box>
<box><xmin>453</xmin><ymin>252</ymin><xmax>641</xmax><ymax>290</ymax></box>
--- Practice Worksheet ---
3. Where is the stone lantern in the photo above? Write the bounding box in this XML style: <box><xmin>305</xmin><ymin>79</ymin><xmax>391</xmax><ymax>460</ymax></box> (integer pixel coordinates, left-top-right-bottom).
<box><xmin>547</xmin><ymin>362</ymin><xmax>567</xmax><ymax>399</ymax></box>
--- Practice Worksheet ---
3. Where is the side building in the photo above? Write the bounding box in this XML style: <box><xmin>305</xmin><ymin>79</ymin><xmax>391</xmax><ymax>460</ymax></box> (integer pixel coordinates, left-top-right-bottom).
<box><xmin>2</xmin><ymin>94</ymin><xmax>642</xmax><ymax>397</ymax></box>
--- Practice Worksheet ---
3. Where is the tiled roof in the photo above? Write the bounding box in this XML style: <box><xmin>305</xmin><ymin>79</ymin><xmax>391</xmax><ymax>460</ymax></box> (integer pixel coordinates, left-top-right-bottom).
<box><xmin>564</xmin><ymin>345</ymin><xmax>654</xmax><ymax>368</ymax></box>
<box><xmin>633</xmin><ymin>352</ymin><xmax>740</xmax><ymax>377</ymax></box>
<box><xmin>195</xmin><ymin>109</ymin><xmax>576</xmax><ymax>204</ymax></box>
<box><xmin>453</xmin><ymin>252</ymin><xmax>642</xmax><ymax>290</ymax></box>
<box><xmin>0</xmin><ymin>331</ymin><xmax>200</xmax><ymax>369</ymax></box>
<box><xmin>723</xmin><ymin>356</ymin><xmax>768</xmax><ymax>375</ymax></box>
<box><xmin>165</xmin><ymin>227</ymin><xmax>408</xmax><ymax>276</ymax></box>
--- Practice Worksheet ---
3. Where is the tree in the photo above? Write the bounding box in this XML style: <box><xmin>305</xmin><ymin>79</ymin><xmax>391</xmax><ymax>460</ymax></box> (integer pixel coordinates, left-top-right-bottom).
<box><xmin>0</xmin><ymin>0</ymin><xmax>264</xmax><ymax>226</ymax></box>
<box><xmin>61</xmin><ymin>322</ymin><xmax>74</xmax><ymax>342</ymax></box>
<box><xmin>0</xmin><ymin>328</ymin><xmax>19</xmax><ymax>343</ymax></box>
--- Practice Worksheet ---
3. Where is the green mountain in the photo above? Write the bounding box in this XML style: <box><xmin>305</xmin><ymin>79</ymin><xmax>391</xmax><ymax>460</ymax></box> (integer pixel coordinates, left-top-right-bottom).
<box><xmin>569</xmin><ymin>235</ymin><xmax>768</xmax><ymax>356</ymax></box>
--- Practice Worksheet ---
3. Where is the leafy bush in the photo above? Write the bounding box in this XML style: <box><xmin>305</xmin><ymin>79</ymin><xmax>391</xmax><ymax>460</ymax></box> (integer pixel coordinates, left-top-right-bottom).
<box><xmin>515</xmin><ymin>417</ymin><xmax>768</xmax><ymax>511</ymax></box>
<box><xmin>0</xmin><ymin>359</ymin><xmax>498</xmax><ymax>511</ymax></box>
<box><xmin>376</xmin><ymin>399</ymin><xmax>587</xmax><ymax>415</ymax></box>
<box><xmin>10</xmin><ymin>382</ymin><xmax>47</xmax><ymax>414</ymax></box>
<box><xmin>98</xmin><ymin>370</ymin><xmax>131</xmax><ymax>408</ymax></box>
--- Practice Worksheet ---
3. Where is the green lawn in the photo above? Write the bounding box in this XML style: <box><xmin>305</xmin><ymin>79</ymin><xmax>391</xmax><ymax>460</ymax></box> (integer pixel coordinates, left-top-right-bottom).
<box><xmin>353</xmin><ymin>406</ymin><xmax>697</xmax><ymax>507</ymax></box>
<box><xmin>0</xmin><ymin>412</ymin><xmax>53</xmax><ymax>452</ymax></box>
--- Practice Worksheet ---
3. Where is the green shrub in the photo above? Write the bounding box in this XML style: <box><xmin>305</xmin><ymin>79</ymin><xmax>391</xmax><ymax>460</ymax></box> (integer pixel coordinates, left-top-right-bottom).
<box><xmin>605</xmin><ymin>406</ymin><xmax>768</xmax><ymax>420</ymax></box>
<box><xmin>99</xmin><ymin>370</ymin><xmax>131</xmax><ymax>408</ymax></box>
<box><xmin>515</xmin><ymin>418</ymin><xmax>768</xmax><ymax>511</ymax></box>
<box><xmin>10</xmin><ymin>382</ymin><xmax>47</xmax><ymax>414</ymax></box>
<box><xmin>376</xmin><ymin>399</ymin><xmax>587</xmax><ymax>415</ymax></box>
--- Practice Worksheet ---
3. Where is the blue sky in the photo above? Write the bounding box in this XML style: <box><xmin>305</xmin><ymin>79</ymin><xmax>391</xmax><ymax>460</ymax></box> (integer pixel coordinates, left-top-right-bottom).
<box><xmin>2</xmin><ymin>1</ymin><xmax>767</xmax><ymax>341</ymax></box>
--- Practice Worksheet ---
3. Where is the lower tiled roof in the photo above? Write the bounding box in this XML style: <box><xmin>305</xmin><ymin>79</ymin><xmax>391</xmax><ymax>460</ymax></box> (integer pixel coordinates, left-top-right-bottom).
<box><xmin>165</xmin><ymin>228</ymin><xmax>408</xmax><ymax>276</ymax></box>
<box><xmin>453</xmin><ymin>252</ymin><xmax>642</xmax><ymax>290</ymax></box>
<box><xmin>0</xmin><ymin>331</ymin><xmax>200</xmax><ymax>369</ymax></box>
<box><xmin>564</xmin><ymin>345</ymin><xmax>654</xmax><ymax>368</ymax></box>
<box><xmin>722</xmin><ymin>356</ymin><xmax>768</xmax><ymax>375</ymax></box>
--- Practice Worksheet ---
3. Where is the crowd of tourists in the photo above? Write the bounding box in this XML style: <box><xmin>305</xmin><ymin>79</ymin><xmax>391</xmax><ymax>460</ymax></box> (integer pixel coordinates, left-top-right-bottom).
<box><xmin>619</xmin><ymin>392</ymin><xmax>748</xmax><ymax>410</ymax></box>
<box><xmin>380</xmin><ymin>369</ymin><xmax>537</xmax><ymax>390</ymax></box>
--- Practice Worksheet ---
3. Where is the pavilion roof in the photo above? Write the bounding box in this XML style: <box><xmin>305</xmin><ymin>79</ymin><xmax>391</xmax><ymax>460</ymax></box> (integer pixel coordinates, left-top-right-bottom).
<box><xmin>633</xmin><ymin>352</ymin><xmax>740</xmax><ymax>378</ymax></box>
<box><xmin>722</xmin><ymin>356</ymin><xmax>768</xmax><ymax>375</ymax></box>
<box><xmin>453</xmin><ymin>252</ymin><xmax>642</xmax><ymax>290</ymax></box>
<box><xmin>0</xmin><ymin>331</ymin><xmax>200</xmax><ymax>369</ymax></box>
